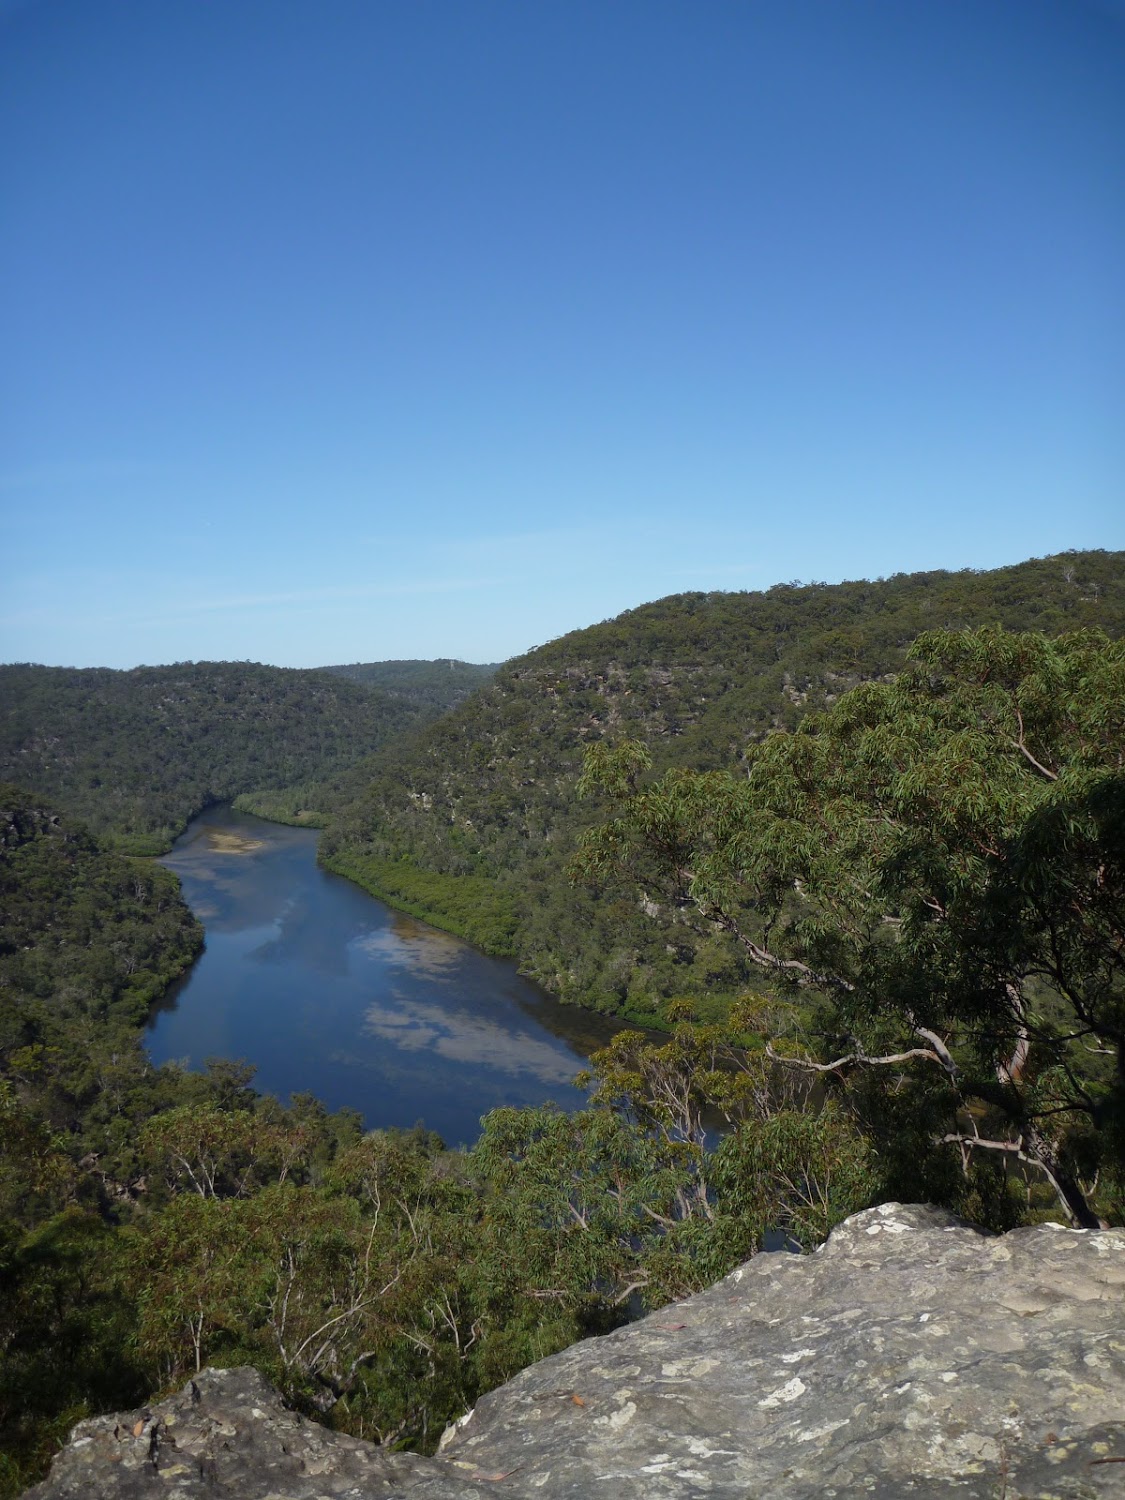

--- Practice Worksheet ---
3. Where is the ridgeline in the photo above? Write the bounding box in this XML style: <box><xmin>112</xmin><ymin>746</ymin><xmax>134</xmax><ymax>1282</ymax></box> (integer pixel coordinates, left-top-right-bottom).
<box><xmin>320</xmin><ymin>657</ymin><xmax>497</xmax><ymax>709</ymax></box>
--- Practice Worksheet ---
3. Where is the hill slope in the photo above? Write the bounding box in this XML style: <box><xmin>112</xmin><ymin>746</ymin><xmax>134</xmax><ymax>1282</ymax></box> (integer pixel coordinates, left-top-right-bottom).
<box><xmin>0</xmin><ymin>662</ymin><xmax>429</xmax><ymax>852</ymax></box>
<box><xmin>320</xmin><ymin>658</ymin><xmax>497</xmax><ymax>712</ymax></box>
<box><xmin>322</xmin><ymin>550</ymin><xmax>1125</xmax><ymax>1020</ymax></box>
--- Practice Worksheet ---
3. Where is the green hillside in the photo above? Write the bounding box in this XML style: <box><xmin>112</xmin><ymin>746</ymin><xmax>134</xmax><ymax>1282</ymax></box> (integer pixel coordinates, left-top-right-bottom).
<box><xmin>321</xmin><ymin>658</ymin><xmax>497</xmax><ymax>711</ymax></box>
<box><xmin>322</xmin><ymin>550</ymin><xmax>1125</xmax><ymax>1022</ymax></box>
<box><xmin>0</xmin><ymin>662</ymin><xmax>429</xmax><ymax>853</ymax></box>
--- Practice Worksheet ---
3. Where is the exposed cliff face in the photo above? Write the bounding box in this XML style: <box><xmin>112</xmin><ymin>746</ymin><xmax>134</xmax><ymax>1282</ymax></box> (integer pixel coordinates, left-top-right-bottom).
<box><xmin>26</xmin><ymin>1205</ymin><xmax>1125</xmax><ymax>1499</ymax></box>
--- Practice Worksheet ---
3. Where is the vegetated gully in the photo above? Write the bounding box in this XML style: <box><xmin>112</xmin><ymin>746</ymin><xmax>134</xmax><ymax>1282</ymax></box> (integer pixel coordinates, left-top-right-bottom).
<box><xmin>146</xmin><ymin>805</ymin><xmax>628</xmax><ymax>1146</ymax></box>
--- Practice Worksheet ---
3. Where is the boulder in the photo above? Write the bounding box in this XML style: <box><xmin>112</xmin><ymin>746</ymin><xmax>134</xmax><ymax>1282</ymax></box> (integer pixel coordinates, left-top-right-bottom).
<box><xmin>25</xmin><ymin>1204</ymin><xmax>1125</xmax><ymax>1498</ymax></box>
<box><xmin>19</xmin><ymin>1365</ymin><xmax>472</xmax><ymax>1499</ymax></box>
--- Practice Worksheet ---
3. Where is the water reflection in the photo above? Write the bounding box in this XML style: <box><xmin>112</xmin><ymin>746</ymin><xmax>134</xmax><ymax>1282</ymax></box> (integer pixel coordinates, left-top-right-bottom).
<box><xmin>354</xmin><ymin>923</ymin><xmax>464</xmax><ymax>978</ymax></box>
<box><xmin>149</xmin><ymin>805</ymin><xmax>626</xmax><ymax>1143</ymax></box>
<box><xmin>246</xmin><ymin>897</ymin><xmax>360</xmax><ymax>977</ymax></box>
<box><xmin>364</xmin><ymin>995</ymin><xmax>582</xmax><ymax>1085</ymax></box>
<box><xmin>164</xmin><ymin>819</ymin><xmax>311</xmax><ymax>934</ymax></box>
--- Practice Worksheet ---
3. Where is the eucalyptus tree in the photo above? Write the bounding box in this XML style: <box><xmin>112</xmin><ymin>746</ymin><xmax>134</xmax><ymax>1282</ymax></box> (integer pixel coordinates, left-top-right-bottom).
<box><xmin>574</xmin><ymin>628</ymin><xmax>1125</xmax><ymax>1228</ymax></box>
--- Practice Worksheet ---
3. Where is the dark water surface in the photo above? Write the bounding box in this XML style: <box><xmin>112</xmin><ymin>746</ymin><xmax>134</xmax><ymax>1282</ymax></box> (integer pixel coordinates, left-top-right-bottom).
<box><xmin>147</xmin><ymin>806</ymin><xmax>625</xmax><ymax>1145</ymax></box>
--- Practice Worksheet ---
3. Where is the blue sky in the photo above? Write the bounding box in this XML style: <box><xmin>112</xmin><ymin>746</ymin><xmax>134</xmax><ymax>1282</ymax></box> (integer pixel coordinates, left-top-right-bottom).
<box><xmin>2</xmin><ymin>0</ymin><xmax>1122</xmax><ymax>669</ymax></box>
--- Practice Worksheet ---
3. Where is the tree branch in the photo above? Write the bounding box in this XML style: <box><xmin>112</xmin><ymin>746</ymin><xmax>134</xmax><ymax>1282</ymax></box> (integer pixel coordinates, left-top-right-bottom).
<box><xmin>766</xmin><ymin>1037</ymin><xmax>957</xmax><ymax>1079</ymax></box>
<box><xmin>1009</xmin><ymin>708</ymin><xmax>1058</xmax><ymax>781</ymax></box>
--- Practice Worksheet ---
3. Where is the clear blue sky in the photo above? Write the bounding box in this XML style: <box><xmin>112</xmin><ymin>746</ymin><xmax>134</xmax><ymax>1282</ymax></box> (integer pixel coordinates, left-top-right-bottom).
<box><xmin>2</xmin><ymin>0</ymin><xmax>1122</xmax><ymax>669</ymax></box>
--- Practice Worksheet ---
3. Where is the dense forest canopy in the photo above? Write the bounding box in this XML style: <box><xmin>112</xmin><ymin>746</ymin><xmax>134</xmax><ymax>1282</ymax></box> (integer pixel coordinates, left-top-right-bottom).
<box><xmin>576</xmin><ymin>626</ymin><xmax>1125</xmax><ymax>1231</ymax></box>
<box><xmin>0</xmin><ymin>787</ymin><xmax>203</xmax><ymax>1116</ymax></box>
<box><xmin>320</xmin><ymin>658</ymin><xmax>497</xmax><ymax>710</ymax></box>
<box><xmin>0</xmin><ymin>661</ymin><xmax>487</xmax><ymax>855</ymax></box>
<box><xmin>319</xmin><ymin>551</ymin><xmax>1125</xmax><ymax>1022</ymax></box>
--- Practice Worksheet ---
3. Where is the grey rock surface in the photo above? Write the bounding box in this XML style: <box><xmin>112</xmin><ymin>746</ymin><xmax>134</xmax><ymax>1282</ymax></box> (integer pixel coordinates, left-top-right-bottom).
<box><xmin>444</xmin><ymin>1202</ymin><xmax>1125</xmax><ymax>1496</ymax></box>
<box><xmin>26</xmin><ymin>1204</ymin><xmax>1125</xmax><ymax>1499</ymax></box>
<box><xmin>22</xmin><ymin>1366</ymin><xmax>486</xmax><ymax>1500</ymax></box>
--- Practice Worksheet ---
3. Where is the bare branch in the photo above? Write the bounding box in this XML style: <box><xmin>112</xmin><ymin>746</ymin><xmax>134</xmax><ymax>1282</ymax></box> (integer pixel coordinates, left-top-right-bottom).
<box><xmin>941</xmin><ymin>1132</ymin><xmax>1105</xmax><ymax>1230</ymax></box>
<box><xmin>703</xmin><ymin>905</ymin><xmax>855</xmax><ymax>994</ymax></box>
<box><xmin>766</xmin><ymin>1039</ymin><xmax>956</xmax><ymax>1078</ymax></box>
<box><xmin>1009</xmin><ymin>708</ymin><xmax>1058</xmax><ymax>781</ymax></box>
<box><xmin>910</xmin><ymin>1026</ymin><xmax>959</xmax><ymax>1079</ymax></box>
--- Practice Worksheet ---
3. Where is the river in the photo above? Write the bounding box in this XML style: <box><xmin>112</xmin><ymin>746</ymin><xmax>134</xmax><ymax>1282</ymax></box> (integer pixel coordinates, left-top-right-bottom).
<box><xmin>147</xmin><ymin>805</ymin><xmax>626</xmax><ymax>1145</ymax></box>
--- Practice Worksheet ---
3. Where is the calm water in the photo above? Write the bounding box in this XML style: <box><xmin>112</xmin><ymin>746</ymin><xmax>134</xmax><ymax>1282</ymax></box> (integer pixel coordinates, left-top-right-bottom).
<box><xmin>147</xmin><ymin>806</ymin><xmax>625</xmax><ymax>1145</ymax></box>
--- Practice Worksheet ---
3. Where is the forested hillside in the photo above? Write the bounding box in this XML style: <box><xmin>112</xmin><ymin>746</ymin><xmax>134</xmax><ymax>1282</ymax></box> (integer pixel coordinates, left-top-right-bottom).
<box><xmin>0</xmin><ymin>663</ymin><xmax>433</xmax><ymax>853</ymax></box>
<box><xmin>321</xmin><ymin>658</ymin><xmax>496</xmax><ymax>710</ymax></box>
<box><xmin>322</xmin><ymin>551</ymin><xmax>1125</xmax><ymax>1022</ymax></box>
<box><xmin>0</xmin><ymin>786</ymin><xmax>203</xmax><ymax>1076</ymax></box>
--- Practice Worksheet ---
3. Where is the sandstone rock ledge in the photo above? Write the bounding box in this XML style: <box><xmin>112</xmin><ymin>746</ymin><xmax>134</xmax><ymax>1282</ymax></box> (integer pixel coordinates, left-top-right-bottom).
<box><xmin>26</xmin><ymin>1205</ymin><xmax>1125</xmax><ymax>1499</ymax></box>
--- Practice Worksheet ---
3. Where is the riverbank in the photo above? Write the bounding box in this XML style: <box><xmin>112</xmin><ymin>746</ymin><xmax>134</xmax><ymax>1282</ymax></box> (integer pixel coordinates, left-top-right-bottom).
<box><xmin>233</xmin><ymin>786</ymin><xmax>521</xmax><ymax>955</ymax></box>
<box><xmin>320</xmin><ymin>849</ymin><xmax>518</xmax><ymax>956</ymax></box>
<box><xmin>231</xmin><ymin>787</ymin><xmax>330</xmax><ymax>827</ymax></box>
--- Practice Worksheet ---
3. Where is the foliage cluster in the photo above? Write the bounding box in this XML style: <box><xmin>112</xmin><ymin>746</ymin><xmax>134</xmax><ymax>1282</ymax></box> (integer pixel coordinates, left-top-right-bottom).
<box><xmin>0</xmin><ymin>785</ymin><xmax>204</xmax><ymax>1487</ymax></box>
<box><xmin>0</xmin><ymin>785</ymin><xmax>204</xmax><ymax>1158</ymax></box>
<box><xmin>575</xmin><ymin>626</ymin><xmax>1125</xmax><ymax>1230</ymax></box>
<box><xmin>322</xmin><ymin>552</ymin><xmax>1124</xmax><ymax>1022</ymax></box>
<box><xmin>321</xmin><ymin>850</ymin><xmax>518</xmax><ymax>954</ymax></box>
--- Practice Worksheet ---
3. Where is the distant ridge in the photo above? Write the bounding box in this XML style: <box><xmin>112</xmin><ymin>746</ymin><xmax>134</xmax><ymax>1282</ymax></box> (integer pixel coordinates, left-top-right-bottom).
<box><xmin>0</xmin><ymin>662</ymin><xmax>426</xmax><ymax>853</ymax></box>
<box><xmin>320</xmin><ymin>658</ymin><xmax>497</xmax><ymax>713</ymax></box>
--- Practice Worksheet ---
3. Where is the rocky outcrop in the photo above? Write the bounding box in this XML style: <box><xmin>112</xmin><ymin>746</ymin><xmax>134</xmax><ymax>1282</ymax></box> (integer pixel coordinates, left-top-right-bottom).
<box><xmin>21</xmin><ymin>1367</ymin><xmax>451</xmax><ymax>1499</ymax></box>
<box><xmin>26</xmin><ymin>1204</ymin><xmax>1125</xmax><ymax>1499</ymax></box>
